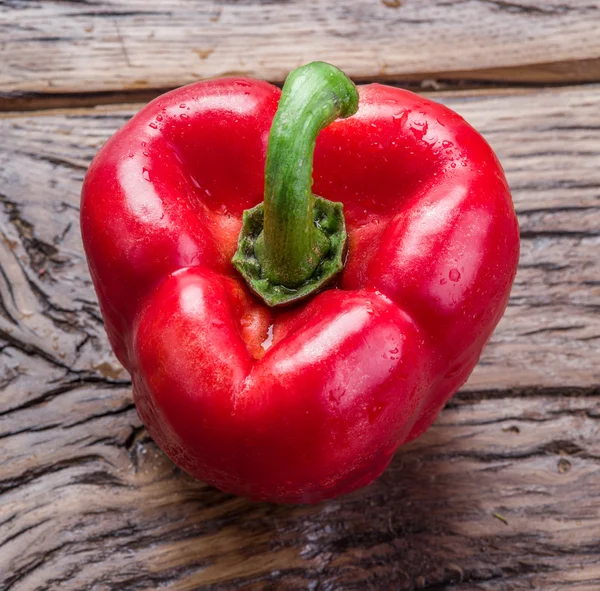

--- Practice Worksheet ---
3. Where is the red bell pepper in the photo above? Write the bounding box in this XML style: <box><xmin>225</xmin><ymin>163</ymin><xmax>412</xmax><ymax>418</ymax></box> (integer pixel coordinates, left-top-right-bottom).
<box><xmin>81</xmin><ymin>63</ymin><xmax>519</xmax><ymax>503</ymax></box>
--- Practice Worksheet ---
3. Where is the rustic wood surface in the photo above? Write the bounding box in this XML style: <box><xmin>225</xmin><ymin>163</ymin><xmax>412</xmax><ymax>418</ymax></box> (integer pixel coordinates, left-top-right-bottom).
<box><xmin>2</xmin><ymin>1</ymin><xmax>600</xmax><ymax>589</ymax></box>
<box><xmin>2</xmin><ymin>0</ymin><xmax>600</xmax><ymax>108</ymax></box>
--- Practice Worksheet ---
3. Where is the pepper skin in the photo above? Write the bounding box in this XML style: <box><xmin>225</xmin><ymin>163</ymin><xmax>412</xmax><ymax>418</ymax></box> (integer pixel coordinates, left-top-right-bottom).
<box><xmin>81</xmin><ymin>69</ymin><xmax>519</xmax><ymax>504</ymax></box>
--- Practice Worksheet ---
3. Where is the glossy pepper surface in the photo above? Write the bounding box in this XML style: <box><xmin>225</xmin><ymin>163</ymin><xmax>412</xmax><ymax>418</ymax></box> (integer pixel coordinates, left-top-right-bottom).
<box><xmin>81</xmin><ymin>63</ymin><xmax>519</xmax><ymax>503</ymax></box>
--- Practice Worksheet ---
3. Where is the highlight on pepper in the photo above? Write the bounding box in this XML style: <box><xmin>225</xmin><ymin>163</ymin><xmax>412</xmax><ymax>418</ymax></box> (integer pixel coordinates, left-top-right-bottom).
<box><xmin>80</xmin><ymin>61</ymin><xmax>519</xmax><ymax>504</ymax></box>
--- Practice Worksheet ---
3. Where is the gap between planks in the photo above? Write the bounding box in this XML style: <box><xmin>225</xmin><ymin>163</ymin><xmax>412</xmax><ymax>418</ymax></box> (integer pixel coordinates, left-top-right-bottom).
<box><xmin>2</xmin><ymin>73</ymin><xmax>600</xmax><ymax>113</ymax></box>
<box><xmin>0</xmin><ymin>80</ymin><xmax>593</xmax><ymax>119</ymax></box>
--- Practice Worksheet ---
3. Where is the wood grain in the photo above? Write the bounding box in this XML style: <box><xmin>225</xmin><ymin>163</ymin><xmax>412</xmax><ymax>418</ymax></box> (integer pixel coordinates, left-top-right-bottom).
<box><xmin>1</xmin><ymin>84</ymin><xmax>599</xmax><ymax>589</ymax></box>
<box><xmin>3</xmin><ymin>389</ymin><xmax>600</xmax><ymax>590</ymax></box>
<box><xmin>1</xmin><ymin>0</ymin><xmax>600</xmax><ymax>106</ymax></box>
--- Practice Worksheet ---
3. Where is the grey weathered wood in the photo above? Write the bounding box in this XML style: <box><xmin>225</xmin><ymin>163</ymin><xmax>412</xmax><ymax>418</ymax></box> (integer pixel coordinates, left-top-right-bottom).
<box><xmin>1</xmin><ymin>84</ymin><xmax>600</xmax><ymax>589</ymax></box>
<box><xmin>2</xmin><ymin>390</ymin><xmax>600</xmax><ymax>590</ymax></box>
<box><xmin>1</xmin><ymin>84</ymin><xmax>598</xmax><ymax>391</ymax></box>
<box><xmin>1</xmin><ymin>0</ymin><xmax>600</xmax><ymax>106</ymax></box>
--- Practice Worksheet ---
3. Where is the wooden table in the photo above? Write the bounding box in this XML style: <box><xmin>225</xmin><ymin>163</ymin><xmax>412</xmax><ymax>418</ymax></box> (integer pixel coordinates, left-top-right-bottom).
<box><xmin>1</xmin><ymin>1</ymin><xmax>599</xmax><ymax>589</ymax></box>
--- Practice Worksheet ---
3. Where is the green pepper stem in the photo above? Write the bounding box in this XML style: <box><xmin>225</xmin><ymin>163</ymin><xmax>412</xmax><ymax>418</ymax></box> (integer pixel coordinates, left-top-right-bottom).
<box><xmin>232</xmin><ymin>62</ymin><xmax>358</xmax><ymax>307</ymax></box>
<box><xmin>256</xmin><ymin>62</ymin><xmax>358</xmax><ymax>287</ymax></box>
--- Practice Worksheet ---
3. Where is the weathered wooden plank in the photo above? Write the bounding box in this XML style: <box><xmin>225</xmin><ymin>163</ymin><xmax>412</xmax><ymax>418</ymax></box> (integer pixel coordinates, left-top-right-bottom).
<box><xmin>2</xmin><ymin>386</ymin><xmax>600</xmax><ymax>590</ymax></box>
<box><xmin>1</xmin><ymin>84</ymin><xmax>599</xmax><ymax>589</ymax></box>
<box><xmin>1</xmin><ymin>84</ymin><xmax>598</xmax><ymax>392</ymax></box>
<box><xmin>440</xmin><ymin>86</ymin><xmax>600</xmax><ymax>390</ymax></box>
<box><xmin>1</xmin><ymin>0</ymin><xmax>599</xmax><ymax>104</ymax></box>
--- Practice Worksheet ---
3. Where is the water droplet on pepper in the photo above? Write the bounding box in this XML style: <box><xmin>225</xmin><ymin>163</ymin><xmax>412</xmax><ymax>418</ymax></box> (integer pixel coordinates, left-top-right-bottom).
<box><xmin>449</xmin><ymin>268</ymin><xmax>461</xmax><ymax>282</ymax></box>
